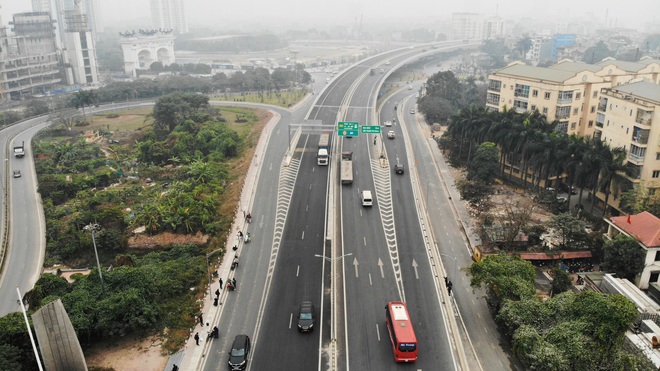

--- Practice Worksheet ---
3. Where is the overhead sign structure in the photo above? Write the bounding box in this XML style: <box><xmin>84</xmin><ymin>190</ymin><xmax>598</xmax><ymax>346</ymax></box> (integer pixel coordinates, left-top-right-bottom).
<box><xmin>361</xmin><ymin>125</ymin><xmax>381</xmax><ymax>134</ymax></box>
<box><xmin>338</xmin><ymin>121</ymin><xmax>359</xmax><ymax>137</ymax></box>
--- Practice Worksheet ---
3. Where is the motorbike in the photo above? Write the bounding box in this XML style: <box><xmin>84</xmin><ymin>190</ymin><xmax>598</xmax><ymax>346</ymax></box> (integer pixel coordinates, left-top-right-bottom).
<box><xmin>231</xmin><ymin>257</ymin><xmax>239</xmax><ymax>270</ymax></box>
<box><xmin>244</xmin><ymin>233</ymin><xmax>251</xmax><ymax>243</ymax></box>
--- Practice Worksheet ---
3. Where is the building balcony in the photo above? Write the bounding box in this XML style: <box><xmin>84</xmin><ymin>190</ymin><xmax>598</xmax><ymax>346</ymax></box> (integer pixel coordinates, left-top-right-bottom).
<box><xmin>598</xmin><ymin>103</ymin><xmax>607</xmax><ymax>112</ymax></box>
<box><xmin>595</xmin><ymin>120</ymin><xmax>603</xmax><ymax>128</ymax></box>
<box><xmin>635</xmin><ymin>117</ymin><xmax>652</xmax><ymax>127</ymax></box>
<box><xmin>628</xmin><ymin>152</ymin><xmax>645</xmax><ymax>163</ymax></box>
<box><xmin>557</xmin><ymin>98</ymin><xmax>573</xmax><ymax>104</ymax></box>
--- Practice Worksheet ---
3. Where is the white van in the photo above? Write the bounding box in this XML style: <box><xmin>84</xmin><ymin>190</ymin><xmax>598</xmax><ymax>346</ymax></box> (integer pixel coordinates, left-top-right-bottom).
<box><xmin>361</xmin><ymin>190</ymin><xmax>373</xmax><ymax>207</ymax></box>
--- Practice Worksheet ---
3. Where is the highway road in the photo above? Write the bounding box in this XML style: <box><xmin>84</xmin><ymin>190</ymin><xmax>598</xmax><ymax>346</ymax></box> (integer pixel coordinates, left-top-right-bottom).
<box><xmin>0</xmin><ymin>40</ymin><xmax>515</xmax><ymax>371</ymax></box>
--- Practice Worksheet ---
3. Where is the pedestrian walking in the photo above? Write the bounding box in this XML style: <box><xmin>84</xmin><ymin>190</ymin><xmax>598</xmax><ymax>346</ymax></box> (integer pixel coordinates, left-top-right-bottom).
<box><xmin>199</xmin><ymin>313</ymin><xmax>204</xmax><ymax>326</ymax></box>
<box><xmin>238</xmin><ymin>231</ymin><xmax>243</xmax><ymax>240</ymax></box>
<box><xmin>219</xmin><ymin>278</ymin><xmax>223</xmax><ymax>287</ymax></box>
<box><xmin>213</xmin><ymin>326</ymin><xmax>219</xmax><ymax>339</ymax></box>
<box><xmin>447</xmin><ymin>281</ymin><xmax>453</xmax><ymax>296</ymax></box>
<box><xmin>247</xmin><ymin>212</ymin><xmax>252</xmax><ymax>223</ymax></box>
<box><xmin>232</xmin><ymin>278</ymin><xmax>237</xmax><ymax>289</ymax></box>
<box><xmin>215</xmin><ymin>288</ymin><xmax>220</xmax><ymax>298</ymax></box>
<box><xmin>194</xmin><ymin>332</ymin><xmax>200</xmax><ymax>346</ymax></box>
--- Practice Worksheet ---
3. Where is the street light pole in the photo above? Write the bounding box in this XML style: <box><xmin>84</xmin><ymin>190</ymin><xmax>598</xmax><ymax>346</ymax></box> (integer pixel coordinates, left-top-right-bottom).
<box><xmin>84</xmin><ymin>224</ymin><xmax>105</xmax><ymax>296</ymax></box>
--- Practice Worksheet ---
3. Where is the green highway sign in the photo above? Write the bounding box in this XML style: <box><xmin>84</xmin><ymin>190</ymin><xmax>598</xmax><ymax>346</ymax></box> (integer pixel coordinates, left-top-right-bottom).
<box><xmin>361</xmin><ymin>125</ymin><xmax>381</xmax><ymax>134</ymax></box>
<box><xmin>338</xmin><ymin>121</ymin><xmax>359</xmax><ymax>137</ymax></box>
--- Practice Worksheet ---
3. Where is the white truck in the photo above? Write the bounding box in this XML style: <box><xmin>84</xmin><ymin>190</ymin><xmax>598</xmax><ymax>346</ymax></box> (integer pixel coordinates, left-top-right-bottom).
<box><xmin>13</xmin><ymin>141</ymin><xmax>25</xmax><ymax>158</ymax></box>
<box><xmin>341</xmin><ymin>151</ymin><xmax>353</xmax><ymax>185</ymax></box>
<box><xmin>317</xmin><ymin>132</ymin><xmax>330</xmax><ymax>165</ymax></box>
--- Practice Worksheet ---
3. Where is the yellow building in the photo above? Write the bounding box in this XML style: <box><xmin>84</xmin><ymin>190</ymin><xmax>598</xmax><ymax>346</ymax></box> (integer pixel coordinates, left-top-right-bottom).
<box><xmin>596</xmin><ymin>81</ymin><xmax>660</xmax><ymax>209</ymax></box>
<box><xmin>486</xmin><ymin>57</ymin><xmax>660</xmax><ymax>214</ymax></box>
<box><xmin>487</xmin><ymin>57</ymin><xmax>660</xmax><ymax>138</ymax></box>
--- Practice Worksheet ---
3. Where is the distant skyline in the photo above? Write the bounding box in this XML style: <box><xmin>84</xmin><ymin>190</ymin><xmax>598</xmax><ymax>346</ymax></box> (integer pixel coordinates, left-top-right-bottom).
<box><xmin>1</xmin><ymin>0</ymin><xmax>658</xmax><ymax>31</ymax></box>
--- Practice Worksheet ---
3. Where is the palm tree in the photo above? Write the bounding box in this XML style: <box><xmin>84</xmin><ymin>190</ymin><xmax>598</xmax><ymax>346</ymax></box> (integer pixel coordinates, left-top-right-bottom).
<box><xmin>597</xmin><ymin>146</ymin><xmax>628</xmax><ymax>215</ymax></box>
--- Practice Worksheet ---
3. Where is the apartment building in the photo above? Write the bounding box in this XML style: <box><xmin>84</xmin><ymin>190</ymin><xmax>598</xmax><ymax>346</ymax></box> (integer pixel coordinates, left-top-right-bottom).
<box><xmin>0</xmin><ymin>12</ymin><xmax>61</xmax><ymax>102</ymax></box>
<box><xmin>151</xmin><ymin>0</ymin><xmax>188</xmax><ymax>34</ymax></box>
<box><xmin>486</xmin><ymin>57</ymin><xmax>660</xmax><ymax>214</ymax></box>
<box><xmin>451</xmin><ymin>13</ymin><xmax>505</xmax><ymax>41</ymax></box>
<box><xmin>596</xmin><ymin>81</ymin><xmax>660</xmax><ymax>209</ymax></box>
<box><xmin>487</xmin><ymin>57</ymin><xmax>660</xmax><ymax>138</ymax></box>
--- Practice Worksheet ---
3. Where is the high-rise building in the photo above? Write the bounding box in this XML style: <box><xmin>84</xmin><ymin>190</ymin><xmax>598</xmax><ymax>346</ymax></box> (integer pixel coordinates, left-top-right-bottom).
<box><xmin>62</xmin><ymin>7</ymin><xmax>99</xmax><ymax>85</ymax></box>
<box><xmin>0</xmin><ymin>12</ymin><xmax>61</xmax><ymax>101</ymax></box>
<box><xmin>451</xmin><ymin>13</ymin><xmax>484</xmax><ymax>40</ymax></box>
<box><xmin>151</xmin><ymin>0</ymin><xmax>188</xmax><ymax>34</ymax></box>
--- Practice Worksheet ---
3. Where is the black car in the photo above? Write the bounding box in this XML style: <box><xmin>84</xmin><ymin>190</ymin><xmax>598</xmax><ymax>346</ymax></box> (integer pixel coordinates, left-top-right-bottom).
<box><xmin>395</xmin><ymin>163</ymin><xmax>405</xmax><ymax>175</ymax></box>
<box><xmin>297</xmin><ymin>301</ymin><xmax>315</xmax><ymax>333</ymax></box>
<box><xmin>228</xmin><ymin>334</ymin><xmax>250</xmax><ymax>370</ymax></box>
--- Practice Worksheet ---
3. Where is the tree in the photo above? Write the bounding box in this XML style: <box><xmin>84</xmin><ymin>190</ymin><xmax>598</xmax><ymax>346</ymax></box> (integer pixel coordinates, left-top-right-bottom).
<box><xmin>69</xmin><ymin>90</ymin><xmax>100</xmax><ymax>121</ymax></box>
<box><xmin>582</xmin><ymin>41</ymin><xmax>615</xmax><ymax>64</ymax></box>
<box><xmin>468</xmin><ymin>142</ymin><xmax>499</xmax><ymax>184</ymax></box>
<box><xmin>417</xmin><ymin>96</ymin><xmax>454</xmax><ymax>124</ymax></box>
<box><xmin>619</xmin><ymin>183</ymin><xmax>660</xmax><ymax>217</ymax></box>
<box><xmin>548</xmin><ymin>213</ymin><xmax>584</xmax><ymax>248</ymax></box>
<box><xmin>602</xmin><ymin>234</ymin><xmax>645</xmax><ymax>281</ymax></box>
<box><xmin>468</xmin><ymin>253</ymin><xmax>536</xmax><ymax>309</ymax></box>
<box><xmin>515</xmin><ymin>35</ymin><xmax>533</xmax><ymax>59</ymax></box>
<box><xmin>550</xmin><ymin>268</ymin><xmax>572</xmax><ymax>296</ymax></box>
<box><xmin>24</xmin><ymin>99</ymin><xmax>50</xmax><ymax>118</ymax></box>
<box><xmin>424</xmin><ymin>71</ymin><xmax>462</xmax><ymax>106</ymax></box>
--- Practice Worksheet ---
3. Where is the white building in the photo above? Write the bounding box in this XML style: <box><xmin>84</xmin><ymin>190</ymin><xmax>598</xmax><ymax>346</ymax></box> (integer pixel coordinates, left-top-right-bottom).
<box><xmin>151</xmin><ymin>0</ymin><xmax>187</xmax><ymax>34</ymax></box>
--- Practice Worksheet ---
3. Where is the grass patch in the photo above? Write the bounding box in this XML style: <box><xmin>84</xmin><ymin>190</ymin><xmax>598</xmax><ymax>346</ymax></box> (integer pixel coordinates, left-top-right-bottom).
<box><xmin>213</xmin><ymin>89</ymin><xmax>308</xmax><ymax>108</ymax></box>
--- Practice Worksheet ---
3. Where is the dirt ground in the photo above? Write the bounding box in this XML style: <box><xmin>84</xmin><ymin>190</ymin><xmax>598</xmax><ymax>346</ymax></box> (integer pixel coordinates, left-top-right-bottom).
<box><xmin>84</xmin><ymin>334</ymin><xmax>168</xmax><ymax>371</ymax></box>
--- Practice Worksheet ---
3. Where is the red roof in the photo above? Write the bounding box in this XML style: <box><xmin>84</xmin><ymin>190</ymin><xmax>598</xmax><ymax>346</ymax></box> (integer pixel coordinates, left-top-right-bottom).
<box><xmin>517</xmin><ymin>251</ymin><xmax>592</xmax><ymax>260</ymax></box>
<box><xmin>610</xmin><ymin>211</ymin><xmax>660</xmax><ymax>248</ymax></box>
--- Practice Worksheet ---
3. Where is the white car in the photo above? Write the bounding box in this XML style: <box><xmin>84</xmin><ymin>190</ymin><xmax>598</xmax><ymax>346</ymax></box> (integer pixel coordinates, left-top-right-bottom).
<box><xmin>387</xmin><ymin>131</ymin><xmax>395</xmax><ymax>139</ymax></box>
<box><xmin>384</xmin><ymin>121</ymin><xmax>392</xmax><ymax>127</ymax></box>
<box><xmin>385</xmin><ymin>61</ymin><xmax>390</xmax><ymax>65</ymax></box>
<box><xmin>13</xmin><ymin>170</ymin><xmax>21</xmax><ymax>178</ymax></box>
<box><xmin>410</xmin><ymin>108</ymin><xmax>415</xmax><ymax>114</ymax></box>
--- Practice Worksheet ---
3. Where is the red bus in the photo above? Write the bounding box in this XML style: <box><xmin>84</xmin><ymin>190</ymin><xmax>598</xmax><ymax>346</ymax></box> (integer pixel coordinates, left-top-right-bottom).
<box><xmin>385</xmin><ymin>301</ymin><xmax>418</xmax><ymax>362</ymax></box>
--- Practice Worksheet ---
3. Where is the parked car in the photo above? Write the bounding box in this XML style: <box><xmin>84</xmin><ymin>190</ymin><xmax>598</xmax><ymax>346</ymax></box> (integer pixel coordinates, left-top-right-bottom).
<box><xmin>297</xmin><ymin>301</ymin><xmax>315</xmax><ymax>333</ymax></box>
<box><xmin>13</xmin><ymin>170</ymin><xmax>21</xmax><ymax>178</ymax></box>
<box><xmin>387</xmin><ymin>130</ymin><xmax>395</xmax><ymax>139</ymax></box>
<box><xmin>559</xmin><ymin>183</ymin><xmax>578</xmax><ymax>195</ymax></box>
<box><xmin>228</xmin><ymin>335</ymin><xmax>251</xmax><ymax>370</ymax></box>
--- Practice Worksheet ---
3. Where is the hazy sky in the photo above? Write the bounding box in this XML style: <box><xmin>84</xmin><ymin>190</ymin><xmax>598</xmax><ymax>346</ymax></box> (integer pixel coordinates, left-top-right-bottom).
<box><xmin>1</xmin><ymin>0</ymin><xmax>658</xmax><ymax>31</ymax></box>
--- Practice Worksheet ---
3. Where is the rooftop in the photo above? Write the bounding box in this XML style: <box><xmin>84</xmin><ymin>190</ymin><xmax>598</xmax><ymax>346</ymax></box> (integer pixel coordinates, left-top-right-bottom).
<box><xmin>610</xmin><ymin>211</ymin><xmax>660</xmax><ymax>248</ymax></box>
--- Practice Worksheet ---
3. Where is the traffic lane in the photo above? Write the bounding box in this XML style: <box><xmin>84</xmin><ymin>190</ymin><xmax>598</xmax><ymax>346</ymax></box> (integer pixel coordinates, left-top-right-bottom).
<box><xmin>1</xmin><ymin>126</ymin><xmax>48</xmax><ymax>316</ymax></box>
<box><xmin>392</xmin><ymin>185</ymin><xmax>455</xmax><ymax>370</ymax></box>
<box><xmin>250</xmin><ymin>138</ymin><xmax>327</xmax><ymax>371</ymax></box>
<box><xmin>405</xmin><ymin>116</ymin><xmax>513</xmax><ymax>370</ymax></box>
<box><xmin>341</xmin><ymin>197</ymin><xmax>404</xmax><ymax>370</ymax></box>
<box><xmin>202</xmin><ymin>111</ymin><xmax>296</xmax><ymax>371</ymax></box>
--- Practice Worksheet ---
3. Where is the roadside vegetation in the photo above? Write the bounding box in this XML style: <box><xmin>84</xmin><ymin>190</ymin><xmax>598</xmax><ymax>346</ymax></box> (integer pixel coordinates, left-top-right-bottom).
<box><xmin>0</xmin><ymin>91</ymin><xmax>271</xmax><ymax>368</ymax></box>
<box><xmin>468</xmin><ymin>254</ymin><xmax>654</xmax><ymax>370</ymax></box>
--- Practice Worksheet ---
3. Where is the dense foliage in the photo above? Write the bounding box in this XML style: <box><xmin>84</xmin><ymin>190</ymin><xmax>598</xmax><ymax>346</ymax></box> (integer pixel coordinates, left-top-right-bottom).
<box><xmin>602</xmin><ymin>234</ymin><xmax>646</xmax><ymax>281</ymax></box>
<box><xmin>442</xmin><ymin>106</ymin><xmax>632</xmax><ymax>216</ymax></box>
<box><xmin>417</xmin><ymin>71</ymin><xmax>486</xmax><ymax>124</ymax></box>
<box><xmin>469</xmin><ymin>254</ymin><xmax>651</xmax><ymax>370</ymax></box>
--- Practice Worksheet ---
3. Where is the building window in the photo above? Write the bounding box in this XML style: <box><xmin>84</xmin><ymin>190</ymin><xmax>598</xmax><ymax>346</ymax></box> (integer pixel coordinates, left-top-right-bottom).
<box><xmin>653</xmin><ymin>170</ymin><xmax>660</xmax><ymax>178</ymax></box>
<box><xmin>555</xmin><ymin>121</ymin><xmax>569</xmax><ymax>133</ymax></box>
<box><xmin>573</xmin><ymin>108</ymin><xmax>579</xmax><ymax>115</ymax></box>
<box><xmin>576</xmin><ymin>92</ymin><xmax>581</xmax><ymax>99</ymax></box>
<box><xmin>544</xmin><ymin>92</ymin><xmax>551</xmax><ymax>99</ymax></box>
<box><xmin>655</xmin><ymin>252</ymin><xmax>660</xmax><ymax>261</ymax></box>
<box><xmin>488</xmin><ymin>80</ymin><xmax>501</xmax><ymax>92</ymax></box>
<box><xmin>557</xmin><ymin>90</ymin><xmax>573</xmax><ymax>103</ymax></box>
<box><xmin>532</xmin><ymin>90</ymin><xmax>538</xmax><ymax>97</ymax></box>
<box><xmin>651</xmin><ymin>272</ymin><xmax>660</xmax><ymax>283</ymax></box>
<box><xmin>588</xmin><ymin>120</ymin><xmax>593</xmax><ymax>127</ymax></box>
<box><xmin>593</xmin><ymin>91</ymin><xmax>598</xmax><ymax>98</ymax></box>
<box><xmin>513</xmin><ymin>99</ymin><xmax>528</xmax><ymax>111</ymax></box>
<box><xmin>515</xmin><ymin>84</ymin><xmax>530</xmax><ymax>98</ymax></box>
<box><xmin>556</xmin><ymin>106</ymin><xmax>571</xmax><ymax>119</ymax></box>
<box><xmin>531</xmin><ymin>105</ymin><xmax>536</xmax><ymax>111</ymax></box>
<box><xmin>571</xmin><ymin>122</ymin><xmax>576</xmax><ymax>130</ymax></box>
<box><xmin>487</xmin><ymin>93</ymin><xmax>500</xmax><ymax>105</ymax></box>
<box><xmin>656</xmin><ymin>153</ymin><xmax>660</xmax><ymax>160</ymax></box>
<box><xmin>591</xmin><ymin>106</ymin><xmax>595</xmax><ymax>113</ymax></box>
<box><xmin>542</xmin><ymin>107</ymin><xmax>548</xmax><ymax>114</ymax></box>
